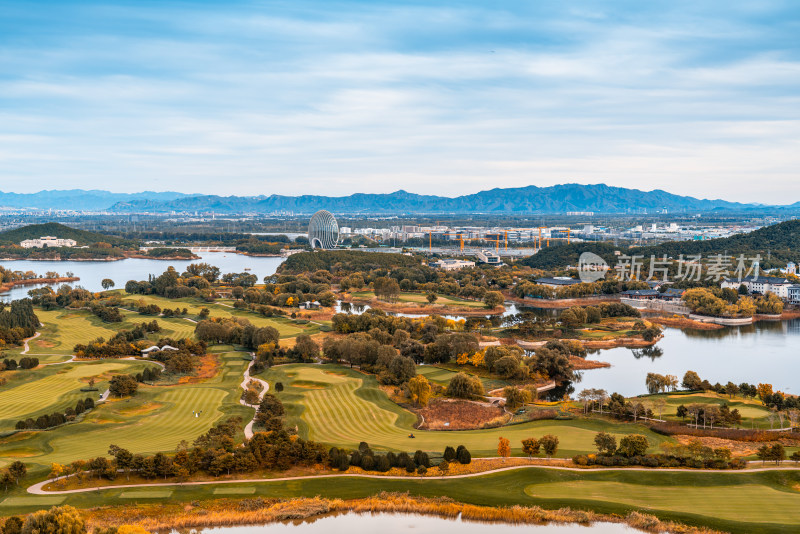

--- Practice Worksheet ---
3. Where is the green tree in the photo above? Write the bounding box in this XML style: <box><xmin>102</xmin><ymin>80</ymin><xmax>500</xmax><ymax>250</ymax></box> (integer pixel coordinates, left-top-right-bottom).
<box><xmin>682</xmin><ymin>370</ymin><xmax>703</xmax><ymax>390</ymax></box>
<box><xmin>101</xmin><ymin>278</ymin><xmax>115</xmax><ymax>290</ymax></box>
<box><xmin>502</xmin><ymin>386</ymin><xmax>531</xmax><ymax>411</ymax></box>
<box><xmin>540</xmin><ymin>434</ymin><xmax>559</xmax><ymax>458</ymax></box>
<box><xmin>617</xmin><ymin>434</ymin><xmax>649</xmax><ymax>457</ymax></box>
<box><xmin>593</xmin><ymin>432</ymin><xmax>617</xmax><ymax>455</ymax></box>
<box><xmin>109</xmin><ymin>375</ymin><xmax>138</xmax><ymax>397</ymax></box>
<box><xmin>483</xmin><ymin>291</ymin><xmax>504</xmax><ymax>309</ymax></box>
<box><xmin>445</xmin><ymin>372</ymin><xmax>484</xmax><ymax>399</ymax></box>
<box><xmin>425</xmin><ymin>292</ymin><xmax>438</xmax><ymax>304</ymax></box>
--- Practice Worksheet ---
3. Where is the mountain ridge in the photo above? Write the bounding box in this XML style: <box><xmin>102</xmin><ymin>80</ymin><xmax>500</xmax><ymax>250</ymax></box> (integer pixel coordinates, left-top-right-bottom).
<box><xmin>0</xmin><ymin>184</ymin><xmax>789</xmax><ymax>214</ymax></box>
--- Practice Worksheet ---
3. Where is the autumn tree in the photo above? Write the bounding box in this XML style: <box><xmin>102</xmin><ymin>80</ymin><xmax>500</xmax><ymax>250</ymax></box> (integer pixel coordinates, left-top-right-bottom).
<box><xmin>521</xmin><ymin>438</ymin><xmax>540</xmax><ymax>458</ymax></box>
<box><xmin>408</xmin><ymin>375</ymin><xmax>432</xmax><ymax>407</ymax></box>
<box><xmin>497</xmin><ymin>436</ymin><xmax>511</xmax><ymax>459</ymax></box>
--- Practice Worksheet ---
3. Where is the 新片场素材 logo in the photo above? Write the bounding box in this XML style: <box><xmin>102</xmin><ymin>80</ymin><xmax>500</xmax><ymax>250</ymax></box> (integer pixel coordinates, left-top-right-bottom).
<box><xmin>578</xmin><ymin>252</ymin><xmax>609</xmax><ymax>283</ymax></box>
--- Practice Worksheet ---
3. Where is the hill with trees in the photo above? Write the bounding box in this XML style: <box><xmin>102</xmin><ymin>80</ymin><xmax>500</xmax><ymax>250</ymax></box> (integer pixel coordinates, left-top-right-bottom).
<box><xmin>279</xmin><ymin>250</ymin><xmax>421</xmax><ymax>274</ymax></box>
<box><xmin>0</xmin><ymin>222</ymin><xmax>128</xmax><ymax>246</ymax></box>
<box><xmin>520</xmin><ymin>219</ymin><xmax>800</xmax><ymax>270</ymax></box>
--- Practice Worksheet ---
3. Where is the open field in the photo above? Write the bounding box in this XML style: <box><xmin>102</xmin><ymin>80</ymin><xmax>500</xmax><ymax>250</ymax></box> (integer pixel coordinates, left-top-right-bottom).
<box><xmin>415</xmin><ymin>365</ymin><xmax>509</xmax><ymax>391</ymax></box>
<box><xmin>118</xmin><ymin>292</ymin><xmax>319</xmax><ymax>337</ymax></box>
<box><xmin>4</xmin><ymin>468</ymin><xmax>800</xmax><ymax>533</ymax></box>
<box><xmin>0</xmin><ymin>359</ymin><xmax>161</xmax><ymax>430</ymax></box>
<box><xmin>266</xmin><ymin>364</ymin><xmax>669</xmax><ymax>457</ymax></box>
<box><xmin>0</xmin><ymin>348</ymin><xmax>253</xmax><ymax>471</ymax></box>
<box><xmin>633</xmin><ymin>391</ymin><xmax>779</xmax><ymax>429</ymax></box>
<box><xmin>349</xmin><ymin>290</ymin><xmax>487</xmax><ymax>308</ymax></box>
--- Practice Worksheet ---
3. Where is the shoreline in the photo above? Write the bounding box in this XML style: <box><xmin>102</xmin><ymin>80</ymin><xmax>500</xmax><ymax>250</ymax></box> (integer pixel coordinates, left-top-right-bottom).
<box><xmin>0</xmin><ymin>276</ymin><xmax>80</xmax><ymax>292</ymax></box>
<box><xmin>79</xmin><ymin>494</ymin><xmax>722</xmax><ymax>534</ymax></box>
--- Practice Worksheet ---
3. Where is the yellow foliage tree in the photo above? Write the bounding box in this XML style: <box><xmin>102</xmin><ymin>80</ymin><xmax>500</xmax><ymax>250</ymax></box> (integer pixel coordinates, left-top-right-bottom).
<box><xmin>757</xmin><ymin>383</ymin><xmax>774</xmax><ymax>403</ymax></box>
<box><xmin>470</xmin><ymin>349</ymin><xmax>485</xmax><ymax>367</ymax></box>
<box><xmin>497</xmin><ymin>436</ymin><xmax>511</xmax><ymax>459</ymax></box>
<box><xmin>456</xmin><ymin>352</ymin><xmax>470</xmax><ymax>365</ymax></box>
<box><xmin>408</xmin><ymin>375</ymin><xmax>432</xmax><ymax>407</ymax></box>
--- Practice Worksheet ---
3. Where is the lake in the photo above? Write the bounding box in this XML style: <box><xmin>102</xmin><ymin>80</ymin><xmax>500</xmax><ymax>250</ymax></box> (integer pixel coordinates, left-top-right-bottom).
<box><xmin>577</xmin><ymin>319</ymin><xmax>800</xmax><ymax>396</ymax></box>
<box><xmin>200</xmin><ymin>512</ymin><xmax>641</xmax><ymax>534</ymax></box>
<box><xmin>0</xmin><ymin>252</ymin><xmax>285</xmax><ymax>301</ymax></box>
<box><xmin>2</xmin><ymin>253</ymin><xmax>797</xmax><ymax>396</ymax></box>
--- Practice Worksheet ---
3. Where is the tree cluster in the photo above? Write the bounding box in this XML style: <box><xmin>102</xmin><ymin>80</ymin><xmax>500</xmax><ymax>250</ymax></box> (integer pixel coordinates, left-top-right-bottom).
<box><xmin>574</xmin><ymin>433</ymin><xmax>745</xmax><ymax>469</ymax></box>
<box><xmin>14</xmin><ymin>397</ymin><xmax>95</xmax><ymax>431</ymax></box>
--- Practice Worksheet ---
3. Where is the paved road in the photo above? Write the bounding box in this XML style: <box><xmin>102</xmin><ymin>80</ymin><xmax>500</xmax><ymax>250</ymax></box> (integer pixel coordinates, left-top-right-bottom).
<box><xmin>27</xmin><ymin>461</ymin><xmax>800</xmax><ymax>495</ymax></box>
<box><xmin>239</xmin><ymin>354</ymin><xmax>269</xmax><ymax>439</ymax></box>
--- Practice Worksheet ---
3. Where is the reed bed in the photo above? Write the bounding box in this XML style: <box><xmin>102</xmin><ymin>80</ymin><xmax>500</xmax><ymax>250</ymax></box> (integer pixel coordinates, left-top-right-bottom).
<box><xmin>83</xmin><ymin>493</ymin><xmax>725</xmax><ymax>534</ymax></box>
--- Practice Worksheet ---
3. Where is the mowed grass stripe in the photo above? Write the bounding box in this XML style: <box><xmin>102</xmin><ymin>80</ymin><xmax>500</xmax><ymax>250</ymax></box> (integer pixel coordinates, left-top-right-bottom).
<box><xmin>523</xmin><ymin>481</ymin><xmax>800</xmax><ymax>524</ymax></box>
<box><xmin>275</xmin><ymin>365</ymin><xmax>671</xmax><ymax>456</ymax></box>
<box><xmin>0</xmin><ymin>360</ymin><xmax>159</xmax><ymax>426</ymax></box>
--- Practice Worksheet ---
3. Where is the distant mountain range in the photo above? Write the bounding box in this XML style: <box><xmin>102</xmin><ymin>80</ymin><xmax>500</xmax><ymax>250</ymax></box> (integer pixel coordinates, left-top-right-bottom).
<box><xmin>0</xmin><ymin>184</ymin><xmax>791</xmax><ymax>214</ymax></box>
<box><xmin>0</xmin><ymin>190</ymin><xmax>189</xmax><ymax>211</ymax></box>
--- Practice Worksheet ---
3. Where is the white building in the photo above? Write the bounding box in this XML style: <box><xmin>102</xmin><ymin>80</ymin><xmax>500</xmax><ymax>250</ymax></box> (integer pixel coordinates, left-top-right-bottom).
<box><xmin>20</xmin><ymin>236</ymin><xmax>77</xmax><ymax>248</ymax></box>
<box><xmin>475</xmin><ymin>250</ymin><xmax>502</xmax><ymax>265</ymax></box>
<box><xmin>721</xmin><ymin>275</ymin><xmax>793</xmax><ymax>299</ymax></box>
<box><xmin>432</xmin><ymin>259</ymin><xmax>475</xmax><ymax>271</ymax></box>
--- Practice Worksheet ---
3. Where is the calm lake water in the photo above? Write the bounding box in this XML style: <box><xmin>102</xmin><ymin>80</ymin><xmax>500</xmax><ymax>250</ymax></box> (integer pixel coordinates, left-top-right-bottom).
<box><xmin>2</xmin><ymin>253</ymin><xmax>797</xmax><ymax>396</ymax></box>
<box><xmin>199</xmin><ymin>513</ymin><xmax>641</xmax><ymax>534</ymax></box>
<box><xmin>0</xmin><ymin>252</ymin><xmax>285</xmax><ymax>301</ymax></box>
<box><xmin>577</xmin><ymin>319</ymin><xmax>800</xmax><ymax>397</ymax></box>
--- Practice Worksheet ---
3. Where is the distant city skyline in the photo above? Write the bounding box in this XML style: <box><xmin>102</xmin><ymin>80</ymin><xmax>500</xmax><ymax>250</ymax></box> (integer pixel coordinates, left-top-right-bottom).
<box><xmin>1</xmin><ymin>1</ymin><xmax>798</xmax><ymax>203</ymax></box>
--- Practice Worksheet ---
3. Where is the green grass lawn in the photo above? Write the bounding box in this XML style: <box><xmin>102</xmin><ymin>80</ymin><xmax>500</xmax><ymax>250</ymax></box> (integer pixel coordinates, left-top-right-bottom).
<box><xmin>349</xmin><ymin>290</ymin><xmax>487</xmax><ymax>308</ymax></box>
<box><xmin>119</xmin><ymin>293</ymin><xmax>318</xmax><ymax>338</ymax></box>
<box><xmin>0</xmin><ymin>350</ymin><xmax>253</xmax><ymax>472</ymax></box>
<box><xmin>635</xmin><ymin>392</ymin><xmax>777</xmax><ymax>429</ymax></box>
<box><xmin>4</xmin><ymin>468</ymin><xmax>799</xmax><ymax>533</ymax></box>
<box><xmin>0</xmin><ymin>359</ymin><xmax>162</xmax><ymax>430</ymax></box>
<box><xmin>266</xmin><ymin>364</ymin><xmax>669</xmax><ymax>457</ymax></box>
<box><xmin>415</xmin><ymin>365</ymin><xmax>509</xmax><ymax>391</ymax></box>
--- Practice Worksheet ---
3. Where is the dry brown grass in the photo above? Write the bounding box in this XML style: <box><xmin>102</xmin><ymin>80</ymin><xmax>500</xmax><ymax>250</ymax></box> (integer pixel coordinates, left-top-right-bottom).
<box><xmin>417</xmin><ymin>398</ymin><xmax>507</xmax><ymax>430</ymax></box>
<box><xmin>178</xmin><ymin>354</ymin><xmax>219</xmax><ymax>384</ymax></box>
<box><xmin>81</xmin><ymin>493</ymin><xmax>724</xmax><ymax>534</ymax></box>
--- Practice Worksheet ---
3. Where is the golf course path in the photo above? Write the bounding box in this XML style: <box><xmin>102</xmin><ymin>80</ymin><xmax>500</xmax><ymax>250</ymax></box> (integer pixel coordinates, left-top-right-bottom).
<box><xmin>20</xmin><ymin>331</ymin><xmax>41</xmax><ymax>354</ymax></box>
<box><xmin>27</xmin><ymin>462</ymin><xmax>800</xmax><ymax>495</ymax></box>
<box><xmin>240</xmin><ymin>355</ymin><xmax>269</xmax><ymax>439</ymax></box>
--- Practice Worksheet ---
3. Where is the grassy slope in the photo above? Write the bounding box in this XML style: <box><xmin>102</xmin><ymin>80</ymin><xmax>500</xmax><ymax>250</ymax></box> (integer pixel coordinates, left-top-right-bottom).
<box><xmin>0</xmin><ymin>349</ymin><xmax>252</xmax><ymax>471</ymax></box>
<box><xmin>266</xmin><ymin>364</ymin><xmax>668</xmax><ymax>457</ymax></box>
<box><xmin>120</xmin><ymin>293</ymin><xmax>317</xmax><ymax>337</ymax></box>
<box><xmin>0</xmin><ymin>360</ymin><xmax>160</xmax><ymax>429</ymax></box>
<box><xmin>3</xmin><ymin>469</ymin><xmax>800</xmax><ymax>533</ymax></box>
<box><xmin>350</xmin><ymin>290</ymin><xmax>486</xmax><ymax>308</ymax></box>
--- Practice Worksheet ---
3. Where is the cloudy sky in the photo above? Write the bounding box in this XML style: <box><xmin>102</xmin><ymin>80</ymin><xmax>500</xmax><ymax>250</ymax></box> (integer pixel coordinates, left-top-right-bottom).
<box><xmin>1</xmin><ymin>1</ymin><xmax>798</xmax><ymax>202</ymax></box>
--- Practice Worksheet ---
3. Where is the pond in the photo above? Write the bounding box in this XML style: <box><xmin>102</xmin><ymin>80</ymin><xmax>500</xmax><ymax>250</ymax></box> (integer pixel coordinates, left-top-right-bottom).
<box><xmin>199</xmin><ymin>512</ymin><xmax>641</xmax><ymax>534</ymax></box>
<box><xmin>0</xmin><ymin>252</ymin><xmax>285</xmax><ymax>301</ymax></box>
<box><xmin>576</xmin><ymin>319</ymin><xmax>800</xmax><ymax>396</ymax></box>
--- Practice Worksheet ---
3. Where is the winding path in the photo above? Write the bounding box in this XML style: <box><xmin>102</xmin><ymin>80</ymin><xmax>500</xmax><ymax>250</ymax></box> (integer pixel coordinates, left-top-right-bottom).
<box><xmin>239</xmin><ymin>354</ymin><xmax>269</xmax><ymax>439</ymax></box>
<box><xmin>20</xmin><ymin>331</ymin><xmax>40</xmax><ymax>354</ymax></box>
<box><xmin>26</xmin><ymin>461</ymin><xmax>800</xmax><ymax>496</ymax></box>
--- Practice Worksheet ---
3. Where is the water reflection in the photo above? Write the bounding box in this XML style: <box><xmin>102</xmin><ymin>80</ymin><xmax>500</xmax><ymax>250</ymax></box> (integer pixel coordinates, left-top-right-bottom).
<box><xmin>579</xmin><ymin>320</ymin><xmax>800</xmax><ymax>396</ymax></box>
<box><xmin>0</xmin><ymin>253</ymin><xmax>285</xmax><ymax>301</ymax></box>
<box><xmin>200</xmin><ymin>512</ymin><xmax>641</xmax><ymax>534</ymax></box>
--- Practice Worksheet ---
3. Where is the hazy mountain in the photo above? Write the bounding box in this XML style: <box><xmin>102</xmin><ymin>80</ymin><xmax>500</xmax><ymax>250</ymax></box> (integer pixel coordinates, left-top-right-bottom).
<box><xmin>0</xmin><ymin>190</ymin><xmax>188</xmax><ymax>211</ymax></box>
<box><xmin>108</xmin><ymin>184</ymin><xmax>759</xmax><ymax>214</ymax></box>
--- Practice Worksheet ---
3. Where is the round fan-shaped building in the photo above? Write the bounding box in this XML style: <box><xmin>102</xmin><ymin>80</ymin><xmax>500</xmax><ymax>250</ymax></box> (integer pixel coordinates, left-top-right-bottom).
<box><xmin>308</xmin><ymin>210</ymin><xmax>339</xmax><ymax>249</ymax></box>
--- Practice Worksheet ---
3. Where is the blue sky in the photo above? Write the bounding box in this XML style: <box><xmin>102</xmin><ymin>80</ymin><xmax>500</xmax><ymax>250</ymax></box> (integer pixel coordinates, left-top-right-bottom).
<box><xmin>1</xmin><ymin>1</ymin><xmax>798</xmax><ymax>202</ymax></box>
